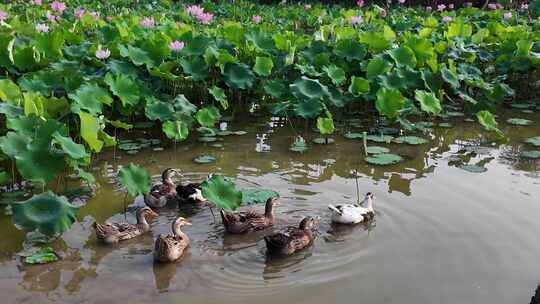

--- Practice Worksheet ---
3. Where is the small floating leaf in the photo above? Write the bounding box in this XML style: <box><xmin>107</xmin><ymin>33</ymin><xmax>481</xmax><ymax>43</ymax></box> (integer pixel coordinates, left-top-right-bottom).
<box><xmin>241</xmin><ymin>189</ymin><xmax>279</xmax><ymax>205</ymax></box>
<box><xmin>365</xmin><ymin>134</ymin><xmax>394</xmax><ymax>143</ymax></box>
<box><xmin>525</xmin><ymin>136</ymin><xmax>540</xmax><ymax>147</ymax></box>
<box><xmin>521</xmin><ymin>151</ymin><xmax>540</xmax><ymax>159</ymax></box>
<box><xmin>210</xmin><ymin>143</ymin><xmax>223</xmax><ymax>148</ymax></box>
<box><xmin>344</xmin><ymin>132</ymin><xmax>363</xmax><ymax>139</ymax></box>
<box><xmin>198</xmin><ymin>136</ymin><xmax>218</xmax><ymax>143</ymax></box>
<box><xmin>365</xmin><ymin>153</ymin><xmax>403</xmax><ymax>165</ymax></box>
<box><xmin>506</xmin><ymin>118</ymin><xmax>532</xmax><ymax>126</ymax></box>
<box><xmin>366</xmin><ymin>146</ymin><xmax>390</xmax><ymax>154</ymax></box>
<box><xmin>24</xmin><ymin>247</ymin><xmax>58</xmax><ymax>264</ymax></box>
<box><xmin>217</xmin><ymin>130</ymin><xmax>233</xmax><ymax>136</ymax></box>
<box><xmin>234</xmin><ymin>131</ymin><xmax>248</xmax><ymax>135</ymax></box>
<box><xmin>510</xmin><ymin>103</ymin><xmax>533</xmax><ymax>109</ymax></box>
<box><xmin>290</xmin><ymin>141</ymin><xmax>308</xmax><ymax>153</ymax></box>
<box><xmin>438</xmin><ymin>122</ymin><xmax>453</xmax><ymax>128</ymax></box>
<box><xmin>393</xmin><ymin>136</ymin><xmax>428</xmax><ymax>145</ymax></box>
<box><xmin>312</xmin><ymin>137</ymin><xmax>335</xmax><ymax>144</ymax></box>
<box><xmin>446</xmin><ymin>111</ymin><xmax>464</xmax><ymax>117</ymax></box>
<box><xmin>193</xmin><ymin>154</ymin><xmax>216</xmax><ymax>164</ymax></box>
<box><xmin>459</xmin><ymin>164</ymin><xmax>487</xmax><ymax>173</ymax></box>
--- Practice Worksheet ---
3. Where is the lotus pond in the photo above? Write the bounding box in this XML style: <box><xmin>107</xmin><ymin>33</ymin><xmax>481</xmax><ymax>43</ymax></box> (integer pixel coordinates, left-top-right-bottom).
<box><xmin>0</xmin><ymin>109</ymin><xmax>539</xmax><ymax>304</ymax></box>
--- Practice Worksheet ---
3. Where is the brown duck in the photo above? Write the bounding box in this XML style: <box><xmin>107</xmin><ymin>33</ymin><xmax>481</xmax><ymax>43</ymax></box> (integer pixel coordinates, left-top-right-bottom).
<box><xmin>144</xmin><ymin>168</ymin><xmax>179</xmax><ymax>208</ymax></box>
<box><xmin>264</xmin><ymin>216</ymin><xmax>318</xmax><ymax>256</ymax></box>
<box><xmin>93</xmin><ymin>207</ymin><xmax>158</xmax><ymax>244</ymax></box>
<box><xmin>220</xmin><ymin>197</ymin><xmax>280</xmax><ymax>234</ymax></box>
<box><xmin>154</xmin><ymin>217</ymin><xmax>192</xmax><ymax>263</ymax></box>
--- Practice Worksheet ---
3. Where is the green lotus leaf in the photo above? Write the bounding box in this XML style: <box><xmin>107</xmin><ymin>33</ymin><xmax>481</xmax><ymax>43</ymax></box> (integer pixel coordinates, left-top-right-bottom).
<box><xmin>104</xmin><ymin>73</ymin><xmax>140</xmax><ymax>108</ymax></box>
<box><xmin>222</xmin><ymin>21</ymin><xmax>246</xmax><ymax>46</ymax></box>
<box><xmin>312</xmin><ymin>137</ymin><xmax>335</xmax><ymax>144</ymax></box>
<box><xmin>246</xmin><ymin>30</ymin><xmax>276</xmax><ymax>53</ymax></box>
<box><xmin>459</xmin><ymin>164</ymin><xmax>487</xmax><ymax>173</ymax></box>
<box><xmin>224</xmin><ymin>63</ymin><xmax>255</xmax><ymax>89</ymax></box>
<box><xmin>180</xmin><ymin>56</ymin><xmax>209</xmax><ymax>80</ymax></box>
<box><xmin>344</xmin><ymin>132</ymin><xmax>363</xmax><ymax>139</ymax></box>
<box><xmin>290</xmin><ymin>140</ymin><xmax>309</xmax><ymax>153</ymax></box>
<box><xmin>79</xmin><ymin>112</ymin><xmax>103</xmax><ymax>152</ymax></box>
<box><xmin>194</xmin><ymin>154</ymin><xmax>217</xmax><ymax>164</ymax></box>
<box><xmin>525</xmin><ymin>136</ymin><xmax>540</xmax><ymax>147</ymax></box>
<box><xmin>25</xmin><ymin>247</ymin><xmax>58</xmax><ymax>265</ymax></box>
<box><xmin>253</xmin><ymin>57</ymin><xmax>274</xmax><ymax>77</ymax></box>
<box><xmin>145</xmin><ymin>97</ymin><xmax>175</xmax><ymax>121</ymax></box>
<box><xmin>264</xmin><ymin>80</ymin><xmax>287</xmax><ymax>98</ymax></box>
<box><xmin>197</xmin><ymin>127</ymin><xmax>217</xmax><ymax>136</ymax></box>
<box><xmin>295</xmin><ymin>64</ymin><xmax>322</xmax><ymax>77</ymax></box>
<box><xmin>119</xmin><ymin>163</ymin><xmax>151</xmax><ymax>197</ymax></box>
<box><xmin>196</xmin><ymin>106</ymin><xmax>221</xmax><ymax>128</ymax></box>
<box><xmin>510</xmin><ymin>103</ymin><xmax>534</xmax><ymax>109</ymax></box>
<box><xmin>366</xmin><ymin>135</ymin><xmax>394</xmax><ymax>143</ymax></box>
<box><xmin>366</xmin><ymin>57</ymin><xmax>392</xmax><ymax>80</ymax></box>
<box><xmin>446</xmin><ymin>20</ymin><xmax>472</xmax><ymax>38</ymax></box>
<box><xmin>12</xmin><ymin>191</ymin><xmax>78</xmax><ymax>237</ymax></box>
<box><xmin>375</xmin><ymin>88</ymin><xmax>406</xmax><ymax>119</ymax></box>
<box><xmin>173</xmin><ymin>95</ymin><xmax>197</xmax><ymax>116</ymax></box>
<box><xmin>366</xmin><ymin>146</ymin><xmax>390</xmax><ymax>154</ymax></box>
<box><xmin>415</xmin><ymin>90</ymin><xmax>442</xmax><ymax>114</ymax></box>
<box><xmin>389</xmin><ymin>45</ymin><xmax>417</xmax><ymax>68</ymax></box>
<box><xmin>323</xmin><ymin>65</ymin><xmax>346</xmax><ymax>86</ymax></box>
<box><xmin>209</xmin><ymin>86</ymin><xmax>228</xmax><ymax>109</ymax></box>
<box><xmin>348</xmin><ymin>76</ymin><xmax>370</xmax><ymax>96</ymax></box>
<box><xmin>438</xmin><ymin>122</ymin><xmax>453</xmax><ymax>128</ymax></box>
<box><xmin>16</xmin><ymin>143</ymin><xmax>65</xmax><ymax>185</ymax></box>
<box><xmin>441</xmin><ymin>67</ymin><xmax>460</xmax><ymax>89</ymax></box>
<box><xmin>108</xmin><ymin>119</ymin><xmax>133</xmax><ymax>130</ymax></box>
<box><xmin>74</xmin><ymin>166</ymin><xmax>96</xmax><ymax>185</ymax></box>
<box><xmin>317</xmin><ymin>116</ymin><xmax>335</xmax><ymax>135</ymax></box>
<box><xmin>506</xmin><ymin>118</ymin><xmax>532</xmax><ymax>126</ymax></box>
<box><xmin>149</xmin><ymin>61</ymin><xmax>180</xmax><ymax>80</ymax></box>
<box><xmin>0</xmin><ymin>132</ymin><xmax>30</xmax><ymax>158</ymax></box>
<box><xmin>181</xmin><ymin>36</ymin><xmax>211</xmax><ymax>56</ymax></box>
<box><xmin>404</xmin><ymin>37</ymin><xmax>435</xmax><ymax>67</ymax></box>
<box><xmin>360</xmin><ymin>30</ymin><xmax>392</xmax><ymax>53</ymax></box>
<box><xmin>99</xmin><ymin>130</ymin><xmax>116</xmax><ymax>148</ymax></box>
<box><xmin>13</xmin><ymin>46</ymin><xmax>38</xmax><ymax>71</ymax></box>
<box><xmin>379</xmin><ymin>71</ymin><xmax>408</xmax><ymax>91</ymax></box>
<box><xmin>198</xmin><ymin>136</ymin><xmax>218</xmax><ymax>143</ymax></box>
<box><xmin>294</xmin><ymin>99</ymin><xmax>323</xmax><ymax>119</ymax></box>
<box><xmin>162</xmin><ymin>120</ymin><xmax>189</xmax><ymax>141</ymax></box>
<box><xmin>421</xmin><ymin>69</ymin><xmax>443</xmax><ymax>93</ymax></box>
<box><xmin>69</xmin><ymin>83</ymin><xmax>112</xmax><ymax>115</ymax></box>
<box><xmin>201</xmin><ymin>175</ymin><xmax>242</xmax><ymax>210</ymax></box>
<box><xmin>365</xmin><ymin>153</ymin><xmax>403</xmax><ymax>165</ymax></box>
<box><xmin>333</xmin><ymin>39</ymin><xmax>366</xmax><ymax>61</ymax></box>
<box><xmin>119</xmin><ymin>44</ymin><xmax>154</xmax><ymax>67</ymax></box>
<box><xmin>34</xmin><ymin>31</ymin><xmax>64</xmax><ymax>60</ymax></box>
<box><xmin>241</xmin><ymin>189</ymin><xmax>279</xmax><ymax>205</ymax></box>
<box><xmin>394</xmin><ymin>136</ymin><xmax>428</xmax><ymax>145</ymax></box>
<box><xmin>521</xmin><ymin>151</ymin><xmax>540</xmax><ymax>159</ymax></box>
<box><xmin>290</xmin><ymin>76</ymin><xmax>330</xmax><ymax>100</ymax></box>
<box><xmin>476</xmin><ymin>110</ymin><xmax>501</xmax><ymax>134</ymax></box>
<box><xmin>0</xmin><ymin>103</ymin><xmax>23</xmax><ymax>118</ymax></box>
<box><xmin>0</xmin><ymin>79</ymin><xmax>22</xmax><ymax>105</ymax></box>
<box><xmin>52</xmin><ymin>132</ymin><xmax>88</xmax><ymax>159</ymax></box>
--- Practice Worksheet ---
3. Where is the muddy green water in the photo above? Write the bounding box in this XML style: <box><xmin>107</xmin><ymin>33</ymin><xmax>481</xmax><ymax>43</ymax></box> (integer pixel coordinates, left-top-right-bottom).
<box><xmin>0</xmin><ymin>110</ymin><xmax>539</xmax><ymax>304</ymax></box>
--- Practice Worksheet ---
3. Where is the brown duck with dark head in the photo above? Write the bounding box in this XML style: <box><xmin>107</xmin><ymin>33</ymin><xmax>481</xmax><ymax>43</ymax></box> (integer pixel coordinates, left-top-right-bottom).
<box><xmin>264</xmin><ymin>216</ymin><xmax>318</xmax><ymax>256</ymax></box>
<box><xmin>93</xmin><ymin>207</ymin><xmax>158</xmax><ymax>244</ymax></box>
<box><xmin>144</xmin><ymin>168</ymin><xmax>179</xmax><ymax>208</ymax></box>
<box><xmin>220</xmin><ymin>197</ymin><xmax>280</xmax><ymax>234</ymax></box>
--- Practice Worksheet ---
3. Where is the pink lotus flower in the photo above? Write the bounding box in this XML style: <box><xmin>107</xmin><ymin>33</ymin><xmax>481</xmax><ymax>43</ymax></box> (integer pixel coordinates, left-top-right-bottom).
<box><xmin>521</xmin><ymin>3</ymin><xmax>529</xmax><ymax>10</ymax></box>
<box><xmin>448</xmin><ymin>4</ymin><xmax>454</xmax><ymax>9</ymax></box>
<box><xmin>426</xmin><ymin>6</ymin><xmax>433</xmax><ymax>12</ymax></box>
<box><xmin>46</xmin><ymin>12</ymin><xmax>59</xmax><ymax>22</ymax></box>
<box><xmin>50</xmin><ymin>1</ymin><xmax>66</xmax><ymax>14</ymax></box>
<box><xmin>197</xmin><ymin>12</ymin><xmax>213</xmax><ymax>24</ymax></box>
<box><xmin>106</xmin><ymin>16</ymin><xmax>113</xmax><ymax>22</ymax></box>
<box><xmin>169</xmin><ymin>40</ymin><xmax>184</xmax><ymax>52</ymax></box>
<box><xmin>503</xmin><ymin>12</ymin><xmax>512</xmax><ymax>19</ymax></box>
<box><xmin>380</xmin><ymin>9</ymin><xmax>387</xmax><ymax>17</ymax></box>
<box><xmin>350</xmin><ymin>15</ymin><xmax>363</xmax><ymax>25</ymax></box>
<box><xmin>140</xmin><ymin>17</ymin><xmax>155</xmax><ymax>28</ymax></box>
<box><xmin>398</xmin><ymin>0</ymin><xmax>406</xmax><ymax>4</ymax></box>
<box><xmin>437</xmin><ymin>4</ymin><xmax>446</xmax><ymax>11</ymax></box>
<box><xmin>74</xmin><ymin>9</ymin><xmax>85</xmax><ymax>19</ymax></box>
<box><xmin>487</xmin><ymin>3</ymin><xmax>498</xmax><ymax>10</ymax></box>
<box><xmin>0</xmin><ymin>10</ymin><xmax>7</xmax><ymax>23</ymax></box>
<box><xmin>186</xmin><ymin>5</ymin><xmax>204</xmax><ymax>17</ymax></box>
<box><xmin>95</xmin><ymin>47</ymin><xmax>111</xmax><ymax>59</ymax></box>
<box><xmin>35</xmin><ymin>23</ymin><xmax>49</xmax><ymax>33</ymax></box>
<box><xmin>252</xmin><ymin>15</ymin><xmax>262</xmax><ymax>24</ymax></box>
<box><xmin>33</xmin><ymin>0</ymin><xmax>42</xmax><ymax>5</ymax></box>
<box><xmin>442</xmin><ymin>16</ymin><xmax>453</xmax><ymax>22</ymax></box>
<box><xmin>357</xmin><ymin>0</ymin><xmax>365</xmax><ymax>7</ymax></box>
<box><xmin>305</xmin><ymin>4</ymin><xmax>312</xmax><ymax>9</ymax></box>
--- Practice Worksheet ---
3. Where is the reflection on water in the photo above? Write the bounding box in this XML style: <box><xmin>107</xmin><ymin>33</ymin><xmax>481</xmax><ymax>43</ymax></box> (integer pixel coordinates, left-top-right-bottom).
<box><xmin>0</xmin><ymin>110</ymin><xmax>539</xmax><ymax>304</ymax></box>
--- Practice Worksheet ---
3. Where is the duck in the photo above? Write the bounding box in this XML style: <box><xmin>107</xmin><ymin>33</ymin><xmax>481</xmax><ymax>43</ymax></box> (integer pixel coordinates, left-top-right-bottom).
<box><xmin>176</xmin><ymin>173</ymin><xmax>213</xmax><ymax>204</ymax></box>
<box><xmin>264</xmin><ymin>216</ymin><xmax>318</xmax><ymax>256</ymax></box>
<box><xmin>220</xmin><ymin>197</ymin><xmax>280</xmax><ymax>234</ymax></box>
<box><xmin>93</xmin><ymin>207</ymin><xmax>158</xmax><ymax>244</ymax></box>
<box><xmin>154</xmin><ymin>217</ymin><xmax>192</xmax><ymax>263</ymax></box>
<box><xmin>327</xmin><ymin>192</ymin><xmax>375</xmax><ymax>224</ymax></box>
<box><xmin>144</xmin><ymin>168</ymin><xmax>179</xmax><ymax>208</ymax></box>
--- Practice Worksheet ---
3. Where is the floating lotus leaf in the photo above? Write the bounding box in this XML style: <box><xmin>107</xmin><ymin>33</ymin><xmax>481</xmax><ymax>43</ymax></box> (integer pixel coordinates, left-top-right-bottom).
<box><xmin>366</xmin><ymin>146</ymin><xmax>390</xmax><ymax>154</ymax></box>
<box><xmin>348</xmin><ymin>76</ymin><xmax>370</xmax><ymax>96</ymax></box>
<box><xmin>415</xmin><ymin>90</ymin><xmax>441</xmax><ymax>114</ymax></box>
<box><xmin>196</xmin><ymin>106</ymin><xmax>221</xmax><ymax>128</ymax></box>
<box><xmin>459</xmin><ymin>164</ymin><xmax>487</xmax><ymax>173</ymax></box>
<box><xmin>290</xmin><ymin>141</ymin><xmax>309</xmax><ymax>153</ymax></box>
<box><xmin>197</xmin><ymin>127</ymin><xmax>217</xmax><ymax>136</ymax></box>
<box><xmin>234</xmin><ymin>131</ymin><xmax>248</xmax><ymax>135</ymax></box>
<box><xmin>290</xmin><ymin>76</ymin><xmax>330</xmax><ymax>100</ymax></box>
<box><xmin>118</xmin><ymin>163</ymin><xmax>151</xmax><ymax>197</ymax></box>
<box><xmin>118</xmin><ymin>142</ymin><xmax>142</xmax><ymax>151</ymax></box>
<box><xmin>198</xmin><ymin>136</ymin><xmax>218</xmax><ymax>143</ymax></box>
<box><xmin>393</xmin><ymin>136</ymin><xmax>428</xmax><ymax>145</ymax></box>
<box><xmin>344</xmin><ymin>132</ymin><xmax>363</xmax><ymax>139</ymax></box>
<box><xmin>241</xmin><ymin>189</ymin><xmax>279</xmax><ymax>205</ymax></box>
<box><xmin>375</xmin><ymin>88</ymin><xmax>406</xmax><ymax>119</ymax></box>
<box><xmin>209</xmin><ymin>86</ymin><xmax>228</xmax><ymax>109</ymax></box>
<box><xmin>69</xmin><ymin>83</ymin><xmax>112</xmax><ymax>115</ymax></box>
<box><xmin>506</xmin><ymin>118</ymin><xmax>532</xmax><ymax>126</ymax></box>
<box><xmin>525</xmin><ymin>137</ymin><xmax>540</xmax><ymax>147</ymax></box>
<box><xmin>12</xmin><ymin>191</ymin><xmax>78</xmax><ymax>237</ymax></box>
<box><xmin>522</xmin><ymin>110</ymin><xmax>534</xmax><ymax>114</ymax></box>
<box><xmin>510</xmin><ymin>103</ymin><xmax>533</xmax><ymax>109</ymax></box>
<box><xmin>253</xmin><ymin>57</ymin><xmax>273</xmax><ymax>76</ymax></box>
<box><xmin>201</xmin><ymin>175</ymin><xmax>242</xmax><ymax>210</ymax></box>
<box><xmin>365</xmin><ymin>153</ymin><xmax>403</xmax><ymax>165</ymax></box>
<box><xmin>224</xmin><ymin>63</ymin><xmax>255</xmax><ymax>89</ymax></box>
<box><xmin>217</xmin><ymin>130</ymin><xmax>233</xmax><ymax>136</ymax></box>
<box><xmin>438</xmin><ymin>122</ymin><xmax>453</xmax><ymax>128</ymax></box>
<box><xmin>521</xmin><ymin>151</ymin><xmax>540</xmax><ymax>159</ymax></box>
<box><xmin>52</xmin><ymin>132</ymin><xmax>88</xmax><ymax>159</ymax></box>
<box><xmin>194</xmin><ymin>154</ymin><xmax>216</xmax><ymax>164</ymax></box>
<box><xmin>24</xmin><ymin>247</ymin><xmax>59</xmax><ymax>264</ymax></box>
<box><xmin>162</xmin><ymin>120</ymin><xmax>189</xmax><ymax>141</ymax></box>
<box><xmin>447</xmin><ymin>111</ymin><xmax>465</xmax><ymax>117</ymax></box>
<box><xmin>366</xmin><ymin>134</ymin><xmax>394</xmax><ymax>143</ymax></box>
<box><xmin>312</xmin><ymin>137</ymin><xmax>335</xmax><ymax>144</ymax></box>
<box><xmin>210</xmin><ymin>143</ymin><xmax>223</xmax><ymax>148</ymax></box>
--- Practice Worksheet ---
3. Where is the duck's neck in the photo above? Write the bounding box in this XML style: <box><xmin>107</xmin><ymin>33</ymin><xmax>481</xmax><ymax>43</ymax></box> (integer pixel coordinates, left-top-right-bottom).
<box><xmin>136</xmin><ymin>213</ymin><xmax>151</xmax><ymax>231</ymax></box>
<box><xmin>365</xmin><ymin>197</ymin><xmax>374</xmax><ymax>212</ymax></box>
<box><xmin>172</xmin><ymin>223</ymin><xmax>188</xmax><ymax>240</ymax></box>
<box><xmin>163</xmin><ymin>176</ymin><xmax>174</xmax><ymax>186</ymax></box>
<box><xmin>264</xmin><ymin>202</ymin><xmax>275</xmax><ymax>220</ymax></box>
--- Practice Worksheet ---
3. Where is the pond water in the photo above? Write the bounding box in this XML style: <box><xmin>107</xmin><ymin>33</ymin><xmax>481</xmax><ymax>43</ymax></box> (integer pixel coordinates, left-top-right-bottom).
<box><xmin>0</xmin><ymin>110</ymin><xmax>539</xmax><ymax>304</ymax></box>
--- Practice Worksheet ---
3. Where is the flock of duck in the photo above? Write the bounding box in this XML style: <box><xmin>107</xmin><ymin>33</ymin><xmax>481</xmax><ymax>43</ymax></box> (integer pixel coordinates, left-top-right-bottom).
<box><xmin>93</xmin><ymin>168</ymin><xmax>376</xmax><ymax>262</ymax></box>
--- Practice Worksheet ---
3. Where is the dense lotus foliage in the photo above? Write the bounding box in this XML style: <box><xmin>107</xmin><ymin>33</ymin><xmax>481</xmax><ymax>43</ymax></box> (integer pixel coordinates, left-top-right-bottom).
<box><xmin>0</xmin><ymin>0</ymin><xmax>538</xmax><ymax>191</ymax></box>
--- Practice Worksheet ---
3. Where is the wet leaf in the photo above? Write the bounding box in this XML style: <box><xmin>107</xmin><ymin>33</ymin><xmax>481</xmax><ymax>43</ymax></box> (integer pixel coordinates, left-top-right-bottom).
<box><xmin>201</xmin><ymin>175</ymin><xmax>242</xmax><ymax>210</ymax></box>
<box><xmin>241</xmin><ymin>189</ymin><xmax>279</xmax><ymax>205</ymax></box>
<box><xmin>24</xmin><ymin>247</ymin><xmax>58</xmax><ymax>264</ymax></box>
<box><xmin>365</xmin><ymin>153</ymin><xmax>403</xmax><ymax>165</ymax></box>
<box><xmin>118</xmin><ymin>163</ymin><xmax>151</xmax><ymax>197</ymax></box>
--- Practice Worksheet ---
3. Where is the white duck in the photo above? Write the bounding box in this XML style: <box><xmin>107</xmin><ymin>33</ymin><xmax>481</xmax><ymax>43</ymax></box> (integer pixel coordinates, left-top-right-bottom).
<box><xmin>328</xmin><ymin>192</ymin><xmax>375</xmax><ymax>224</ymax></box>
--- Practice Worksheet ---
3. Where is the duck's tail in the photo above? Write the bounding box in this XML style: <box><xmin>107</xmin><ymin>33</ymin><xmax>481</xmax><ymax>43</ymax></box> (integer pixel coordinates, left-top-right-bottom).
<box><xmin>328</xmin><ymin>204</ymin><xmax>342</xmax><ymax>215</ymax></box>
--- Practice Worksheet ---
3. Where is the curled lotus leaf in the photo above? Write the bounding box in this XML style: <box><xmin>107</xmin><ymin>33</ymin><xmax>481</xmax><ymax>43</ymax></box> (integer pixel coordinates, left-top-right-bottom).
<box><xmin>290</xmin><ymin>76</ymin><xmax>330</xmax><ymax>100</ymax></box>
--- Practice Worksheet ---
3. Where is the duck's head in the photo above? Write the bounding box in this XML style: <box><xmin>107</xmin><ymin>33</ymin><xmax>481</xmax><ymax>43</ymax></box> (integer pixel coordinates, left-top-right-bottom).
<box><xmin>173</xmin><ymin>217</ymin><xmax>192</xmax><ymax>227</ymax></box>
<box><xmin>299</xmin><ymin>216</ymin><xmax>319</xmax><ymax>230</ymax></box>
<box><xmin>365</xmin><ymin>192</ymin><xmax>375</xmax><ymax>200</ymax></box>
<box><xmin>138</xmin><ymin>207</ymin><xmax>159</xmax><ymax>219</ymax></box>
<box><xmin>162</xmin><ymin>168</ymin><xmax>181</xmax><ymax>182</ymax></box>
<box><xmin>266</xmin><ymin>196</ymin><xmax>280</xmax><ymax>206</ymax></box>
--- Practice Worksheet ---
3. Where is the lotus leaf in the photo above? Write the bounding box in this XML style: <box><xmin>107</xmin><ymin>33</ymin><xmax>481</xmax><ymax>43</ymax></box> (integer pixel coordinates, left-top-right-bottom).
<box><xmin>209</xmin><ymin>86</ymin><xmax>228</xmax><ymax>109</ymax></box>
<box><xmin>290</xmin><ymin>77</ymin><xmax>330</xmax><ymax>100</ymax></box>
<box><xmin>476</xmin><ymin>110</ymin><xmax>501</xmax><ymax>134</ymax></box>
<box><xmin>201</xmin><ymin>175</ymin><xmax>242</xmax><ymax>210</ymax></box>
<box><xmin>365</xmin><ymin>153</ymin><xmax>403</xmax><ymax>165</ymax></box>
<box><xmin>316</xmin><ymin>117</ymin><xmax>335</xmax><ymax>135</ymax></box>
<box><xmin>173</xmin><ymin>95</ymin><xmax>197</xmax><ymax>116</ymax></box>
<box><xmin>264</xmin><ymin>81</ymin><xmax>287</xmax><ymax>98</ymax></box>
<box><xmin>12</xmin><ymin>191</ymin><xmax>78</xmax><ymax>237</ymax></box>
<box><xmin>79</xmin><ymin>112</ymin><xmax>104</xmax><ymax>152</ymax></box>
<box><xmin>441</xmin><ymin>67</ymin><xmax>460</xmax><ymax>89</ymax></box>
<box><xmin>241</xmin><ymin>189</ymin><xmax>279</xmax><ymax>205</ymax></box>
<box><xmin>506</xmin><ymin>118</ymin><xmax>532</xmax><ymax>126</ymax></box>
<box><xmin>198</xmin><ymin>136</ymin><xmax>218</xmax><ymax>143</ymax></box>
<box><xmin>525</xmin><ymin>137</ymin><xmax>540</xmax><ymax>147</ymax></box>
<box><xmin>0</xmin><ymin>79</ymin><xmax>22</xmax><ymax>105</ymax></box>
<box><xmin>389</xmin><ymin>46</ymin><xmax>417</xmax><ymax>68</ymax></box>
<box><xmin>290</xmin><ymin>140</ymin><xmax>309</xmax><ymax>153</ymax></box>
<box><xmin>145</xmin><ymin>97</ymin><xmax>175</xmax><ymax>121</ymax></box>
<box><xmin>52</xmin><ymin>132</ymin><xmax>88</xmax><ymax>159</ymax></box>
<box><xmin>294</xmin><ymin>100</ymin><xmax>323</xmax><ymax>119</ymax></box>
<box><xmin>119</xmin><ymin>45</ymin><xmax>154</xmax><ymax>67</ymax></box>
<box><xmin>393</xmin><ymin>136</ymin><xmax>428</xmax><ymax>145</ymax></box>
<box><xmin>366</xmin><ymin>135</ymin><xmax>394</xmax><ymax>143</ymax></box>
<box><xmin>366</xmin><ymin>57</ymin><xmax>392</xmax><ymax>80</ymax></box>
<box><xmin>180</xmin><ymin>56</ymin><xmax>209</xmax><ymax>80</ymax></box>
<box><xmin>415</xmin><ymin>90</ymin><xmax>442</xmax><ymax>114</ymax></box>
<box><xmin>323</xmin><ymin>65</ymin><xmax>346</xmax><ymax>86</ymax></box>
<box><xmin>224</xmin><ymin>63</ymin><xmax>255</xmax><ymax>89</ymax></box>
<box><xmin>344</xmin><ymin>132</ymin><xmax>363</xmax><ymax>139</ymax></box>
<box><xmin>69</xmin><ymin>83</ymin><xmax>112</xmax><ymax>115</ymax></box>
<box><xmin>312</xmin><ymin>137</ymin><xmax>335</xmax><ymax>144</ymax></box>
<box><xmin>348</xmin><ymin>76</ymin><xmax>370</xmax><ymax>96</ymax></box>
<box><xmin>333</xmin><ymin>39</ymin><xmax>366</xmax><ymax>61</ymax></box>
<box><xmin>459</xmin><ymin>164</ymin><xmax>487</xmax><ymax>173</ymax></box>
<box><xmin>375</xmin><ymin>88</ymin><xmax>406</xmax><ymax>118</ymax></box>
<box><xmin>194</xmin><ymin>154</ymin><xmax>217</xmax><ymax>164</ymax></box>
<box><xmin>366</xmin><ymin>146</ymin><xmax>390</xmax><ymax>154</ymax></box>
<box><xmin>196</xmin><ymin>106</ymin><xmax>221</xmax><ymax>128</ymax></box>
<box><xmin>162</xmin><ymin>120</ymin><xmax>189</xmax><ymax>141</ymax></box>
<box><xmin>118</xmin><ymin>163</ymin><xmax>150</xmax><ymax>197</ymax></box>
<box><xmin>253</xmin><ymin>57</ymin><xmax>274</xmax><ymax>77</ymax></box>
<box><xmin>108</xmin><ymin>120</ymin><xmax>133</xmax><ymax>130</ymax></box>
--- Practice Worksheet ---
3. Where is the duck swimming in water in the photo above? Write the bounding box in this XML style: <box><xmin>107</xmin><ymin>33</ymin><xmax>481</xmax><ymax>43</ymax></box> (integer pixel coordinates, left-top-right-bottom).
<box><xmin>264</xmin><ymin>216</ymin><xmax>318</xmax><ymax>256</ymax></box>
<box><xmin>327</xmin><ymin>192</ymin><xmax>375</xmax><ymax>224</ymax></box>
<box><xmin>93</xmin><ymin>207</ymin><xmax>158</xmax><ymax>244</ymax></box>
<box><xmin>154</xmin><ymin>216</ymin><xmax>192</xmax><ymax>263</ymax></box>
<box><xmin>220</xmin><ymin>197</ymin><xmax>280</xmax><ymax>234</ymax></box>
<box><xmin>144</xmin><ymin>168</ymin><xmax>179</xmax><ymax>209</ymax></box>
